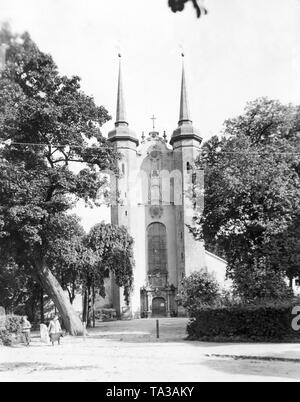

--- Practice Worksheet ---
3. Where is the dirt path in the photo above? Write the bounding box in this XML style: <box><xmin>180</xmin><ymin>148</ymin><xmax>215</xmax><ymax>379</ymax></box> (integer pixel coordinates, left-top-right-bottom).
<box><xmin>1</xmin><ymin>318</ymin><xmax>300</xmax><ymax>382</ymax></box>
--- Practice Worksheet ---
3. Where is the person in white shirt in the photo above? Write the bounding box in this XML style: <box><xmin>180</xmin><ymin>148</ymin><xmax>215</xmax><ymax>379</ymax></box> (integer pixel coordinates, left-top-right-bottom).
<box><xmin>48</xmin><ymin>315</ymin><xmax>63</xmax><ymax>345</ymax></box>
<box><xmin>21</xmin><ymin>316</ymin><xmax>32</xmax><ymax>346</ymax></box>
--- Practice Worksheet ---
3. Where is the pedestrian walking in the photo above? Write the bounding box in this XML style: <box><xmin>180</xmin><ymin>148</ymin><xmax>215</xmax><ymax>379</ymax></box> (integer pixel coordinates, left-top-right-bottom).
<box><xmin>21</xmin><ymin>315</ymin><xmax>32</xmax><ymax>346</ymax></box>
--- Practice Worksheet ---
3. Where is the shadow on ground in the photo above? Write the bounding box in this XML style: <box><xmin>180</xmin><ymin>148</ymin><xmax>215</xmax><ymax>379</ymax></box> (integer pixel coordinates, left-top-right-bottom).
<box><xmin>86</xmin><ymin>317</ymin><xmax>190</xmax><ymax>343</ymax></box>
<box><xmin>201</xmin><ymin>357</ymin><xmax>300</xmax><ymax>380</ymax></box>
<box><xmin>0</xmin><ymin>362</ymin><xmax>98</xmax><ymax>372</ymax></box>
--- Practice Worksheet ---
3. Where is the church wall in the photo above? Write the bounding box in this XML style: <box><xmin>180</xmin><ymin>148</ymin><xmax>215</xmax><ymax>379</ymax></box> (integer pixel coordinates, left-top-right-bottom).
<box><xmin>128</xmin><ymin>205</ymin><xmax>147</xmax><ymax>317</ymax></box>
<box><xmin>172</xmin><ymin>142</ymin><xmax>207</xmax><ymax>278</ymax></box>
<box><xmin>110</xmin><ymin>139</ymin><xmax>139</xmax><ymax>317</ymax></box>
<box><xmin>205</xmin><ymin>251</ymin><xmax>232</xmax><ymax>290</ymax></box>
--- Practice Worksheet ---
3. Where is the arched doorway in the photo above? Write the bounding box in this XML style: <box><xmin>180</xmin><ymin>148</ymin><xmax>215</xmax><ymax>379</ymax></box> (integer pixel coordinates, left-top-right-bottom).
<box><xmin>152</xmin><ymin>297</ymin><xmax>167</xmax><ymax>317</ymax></box>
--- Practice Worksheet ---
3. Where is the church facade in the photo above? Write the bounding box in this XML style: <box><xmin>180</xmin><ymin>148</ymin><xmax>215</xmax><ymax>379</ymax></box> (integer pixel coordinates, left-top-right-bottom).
<box><xmin>105</xmin><ymin>56</ymin><xmax>228</xmax><ymax>319</ymax></box>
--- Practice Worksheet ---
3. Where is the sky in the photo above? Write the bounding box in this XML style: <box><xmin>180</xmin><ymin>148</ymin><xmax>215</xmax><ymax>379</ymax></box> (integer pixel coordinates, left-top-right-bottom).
<box><xmin>1</xmin><ymin>0</ymin><xmax>300</xmax><ymax>230</ymax></box>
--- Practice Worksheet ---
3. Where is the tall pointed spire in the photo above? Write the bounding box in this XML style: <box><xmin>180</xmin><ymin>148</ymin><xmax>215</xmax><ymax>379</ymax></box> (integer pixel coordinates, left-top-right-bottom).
<box><xmin>170</xmin><ymin>53</ymin><xmax>202</xmax><ymax>147</ymax></box>
<box><xmin>115</xmin><ymin>54</ymin><xmax>128</xmax><ymax>126</ymax></box>
<box><xmin>108</xmin><ymin>54</ymin><xmax>138</xmax><ymax>145</ymax></box>
<box><xmin>179</xmin><ymin>54</ymin><xmax>192</xmax><ymax>125</ymax></box>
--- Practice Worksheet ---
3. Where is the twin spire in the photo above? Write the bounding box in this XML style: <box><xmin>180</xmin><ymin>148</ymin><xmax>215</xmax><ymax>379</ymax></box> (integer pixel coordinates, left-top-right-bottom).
<box><xmin>179</xmin><ymin>54</ymin><xmax>192</xmax><ymax>125</ymax></box>
<box><xmin>115</xmin><ymin>54</ymin><xmax>127</xmax><ymax>127</ymax></box>
<box><xmin>112</xmin><ymin>53</ymin><xmax>199</xmax><ymax>145</ymax></box>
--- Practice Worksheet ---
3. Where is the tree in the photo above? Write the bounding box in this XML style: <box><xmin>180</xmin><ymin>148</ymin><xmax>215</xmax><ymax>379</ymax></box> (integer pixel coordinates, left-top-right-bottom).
<box><xmin>0</xmin><ymin>27</ymin><xmax>120</xmax><ymax>335</ymax></box>
<box><xmin>0</xmin><ymin>259</ymin><xmax>29</xmax><ymax>312</ymax></box>
<box><xmin>268</xmin><ymin>215</ymin><xmax>300</xmax><ymax>287</ymax></box>
<box><xmin>45</xmin><ymin>214</ymin><xmax>85</xmax><ymax>305</ymax></box>
<box><xmin>83</xmin><ymin>223</ymin><xmax>134</xmax><ymax>325</ymax></box>
<box><xmin>0</xmin><ymin>257</ymin><xmax>49</xmax><ymax>322</ymax></box>
<box><xmin>191</xmin><ymin>98</ymin><xmax>300</xmax><ymax>301</ymax></box>
<box><xmin>179</xmin><ymin>270</ymin><xmax>220</xmax><ymax>316</ymax></box>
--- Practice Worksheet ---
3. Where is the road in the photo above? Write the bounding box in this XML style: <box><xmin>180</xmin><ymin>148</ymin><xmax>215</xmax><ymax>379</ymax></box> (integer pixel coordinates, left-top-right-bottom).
<box><xmin>1</xmin><ymin>318</ymin><xmax>300</xmax><ymax>382</ymax></box>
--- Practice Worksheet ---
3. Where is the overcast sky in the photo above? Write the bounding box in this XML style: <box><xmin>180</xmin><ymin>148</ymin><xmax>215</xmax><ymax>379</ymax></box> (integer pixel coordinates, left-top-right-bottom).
<box><xmin>1</xmin><ymin>0</ymin><xmax>300</xmax><ymax>229</ymax></box>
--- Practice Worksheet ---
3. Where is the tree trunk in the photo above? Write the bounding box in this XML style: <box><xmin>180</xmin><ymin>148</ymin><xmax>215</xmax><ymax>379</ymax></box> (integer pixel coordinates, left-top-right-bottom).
<box><xmin>92</xmin><ymin>285</ymin><xmax>96</xmax><ymax>328</ymax></box>
<box><xmin>87</xmin><ymin>286</ymin><xmax>92</xmax><ymax>328</ymax></box>
<box><xmin>82</xmin><ymin>287</ymin><xmax>88</xmax><ymax>324</ymax></box>
<box><xmin>40</xmin><ymin>287</ymin><xmax>44</xmax><ymax>323</ymax></box>
<box><xmin>36</xmin><ymin>260</ymin><xmax>83</xmax><ymax>336</ymax></box>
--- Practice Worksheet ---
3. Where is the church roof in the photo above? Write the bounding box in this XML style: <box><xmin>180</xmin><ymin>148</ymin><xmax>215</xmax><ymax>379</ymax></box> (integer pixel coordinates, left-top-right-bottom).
<box><xmin>205</xmin><ymin>250</ymin><xmax>228</xmax><ymax>265</ymax></box>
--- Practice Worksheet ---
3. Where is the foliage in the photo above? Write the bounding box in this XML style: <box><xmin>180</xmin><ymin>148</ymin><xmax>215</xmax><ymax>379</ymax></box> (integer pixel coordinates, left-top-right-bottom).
<box><xmin>0</xmin><ymin>259</ymin><xmax>29</xmax><ymax>311</ymax></box>
<box><xmin>5</xmin><ymin>314</ymin><xmax>22</xmax><ymax>334</ymax></box>
<box><xmin>85</xmin><ymin>223</ymin><xmax>134</xmax><ymax>302</ymax></box>
<box><xmin>191</xmin><ymin>98</ymin><xmax>300</xmax><ymax>301</ymax></box>
<box><xmin>0</xmin><ymin>25</ymin><xmax>120</xmax><ymax>334</ymax></box>
<box><xmin>179</xmin><ymin>270</ymin><xmax>221</xmax><ymax>316</ymax></box>
<box><xmin>0</xmin><ymin>330</ymin><xmax>13</xmax><ymax>346</ymax></box>
<box><xmin>187</xmin><ymin>302</ymin><xmax>300</xmax><ymax>342</ymax></box>
<box><xmin>168</xmin><ymin>0</ymin><xmax>208</xmax><ymax>18</ymax></box>
<box><xmin>0</xmin><ymin>315</ymin><xmax>22</xmax><ymax>347</ymax></box>
<box><xmin>45</xmin><ymin>214</ymin><xmax>85</xmax><ymax>303</ymax></box>
<box><xmin>0</xmin><ymin>257</ymin><xmax>49</xmax><ymax>322</ymax></box>
<box><xmin>269</xmin><ymin>215</ymin><xmax>300</xmax><ymax>283</ymax></box>
<box><xmin>229</xmin><ymin>261</ymin><xmax>293</xmax><ymax>303</ymax></box>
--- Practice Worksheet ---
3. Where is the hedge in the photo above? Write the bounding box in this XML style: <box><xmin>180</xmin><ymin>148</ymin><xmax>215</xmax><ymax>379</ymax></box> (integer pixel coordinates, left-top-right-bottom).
<box><xmin>0</xmin><ymin>315</ymin><xmax>23</xmax><ymax>346</ymax></box>
<box><xmin>186</xmin><ymin>303</ymin><xmax>300</xmax><ymax>342</ymax></box>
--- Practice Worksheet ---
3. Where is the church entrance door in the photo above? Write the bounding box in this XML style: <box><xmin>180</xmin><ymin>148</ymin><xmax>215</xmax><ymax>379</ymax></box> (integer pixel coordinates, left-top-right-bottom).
<box><xmin>152</xmin><ymin>297</ymin><xmax>167</xmax><ymax>317</ymax></box>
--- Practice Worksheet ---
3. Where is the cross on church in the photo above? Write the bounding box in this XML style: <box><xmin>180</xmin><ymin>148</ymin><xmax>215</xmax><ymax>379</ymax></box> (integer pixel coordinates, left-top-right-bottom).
<box><xmin>151</xmin><ymin>115</ymin><xmax>157</xmax><ymax>130</ymax></box>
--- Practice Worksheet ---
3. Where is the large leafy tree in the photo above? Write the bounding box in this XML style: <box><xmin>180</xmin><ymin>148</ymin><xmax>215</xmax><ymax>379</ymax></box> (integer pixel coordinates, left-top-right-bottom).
<box><xmin>45</xmin><ymin>214</ymin><xmax>86</xmax><ymax>305</ymax></box>
<box><xmin>83</xmin><ymin>223</ymin><xmax>134</xmax><ymax>325</ymax></box>
<box><xmin>191</xmin><ymin>98</ymin><xmax>300</xmax><ymax>301</ymax></box>
<box><xmin>45</xmin><ymin>220</ymin><xmax>134</xmax><ymax>327</ymax></box>
<box><xmin>0</xmin><ymin>27</ymin><xmax>120</xmax><ymax>334</ymax></box>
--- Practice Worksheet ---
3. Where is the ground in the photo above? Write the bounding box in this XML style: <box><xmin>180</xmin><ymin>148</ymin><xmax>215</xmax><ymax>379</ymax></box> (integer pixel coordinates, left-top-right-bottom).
<box><xmin>1</xmin><ymin>318</ymin><xmax>300</xmax><ymax>382</ymax></box>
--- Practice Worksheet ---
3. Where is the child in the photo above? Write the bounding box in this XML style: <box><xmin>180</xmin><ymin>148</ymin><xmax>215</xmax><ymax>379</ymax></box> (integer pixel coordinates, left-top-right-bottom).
<box><xmin>22</xmin><ymin>316</ymin><xmax>32</xmax><ymax>346</ymax></box>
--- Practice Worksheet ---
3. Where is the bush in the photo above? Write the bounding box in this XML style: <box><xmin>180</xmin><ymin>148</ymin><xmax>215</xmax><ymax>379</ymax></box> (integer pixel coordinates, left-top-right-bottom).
<box><xmin>0</xmin><ymin>315</ymin><xmax>22</xmax><ymax>347</ymax></box>
<box><xmin>187</xmin><ymin>302</ymin><xmax>300</xmax><ymax>342</ymax></box>
<box><xmin>180</xmin><ymin>270</ymin><xmax>221</xmax><ymax>316</ymax></box>
<box><xmin>0</xmin><ymin>330</ymin><xmax>13</xmax><ymax>346</ymax></box>
<box><xmin>5</xmin><ymin>315</ymin><xmax>22</xmax><ymax>334</ymax></box>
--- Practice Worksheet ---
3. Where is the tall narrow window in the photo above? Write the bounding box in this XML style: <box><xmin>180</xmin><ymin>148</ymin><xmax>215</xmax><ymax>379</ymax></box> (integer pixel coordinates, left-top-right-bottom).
<box><xmin>147</xmin><ymin>223</ymin><xmax>167</xmax><ymax>273</ymax></box>
<box><xmin>122</xmin><ymin>163</ymin><xmax>125</xmax><ymax>174</ymax></box>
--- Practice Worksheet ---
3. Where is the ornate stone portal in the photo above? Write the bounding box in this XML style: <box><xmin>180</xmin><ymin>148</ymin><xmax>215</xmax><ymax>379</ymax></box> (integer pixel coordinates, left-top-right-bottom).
<box><xmin>140</xmin><ymin>280</ymin><xmax>177</xmax><ymax>318</ymax></box>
